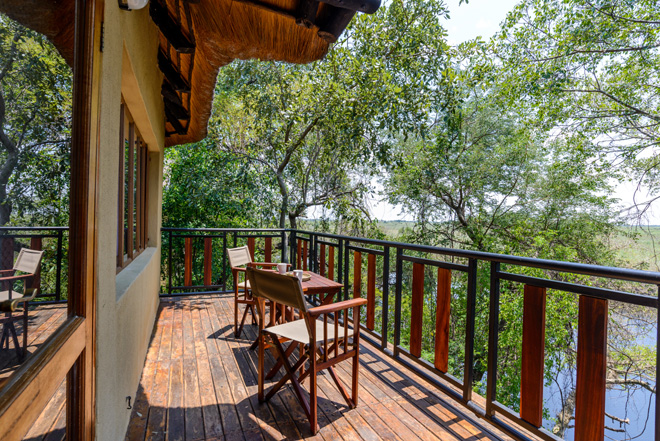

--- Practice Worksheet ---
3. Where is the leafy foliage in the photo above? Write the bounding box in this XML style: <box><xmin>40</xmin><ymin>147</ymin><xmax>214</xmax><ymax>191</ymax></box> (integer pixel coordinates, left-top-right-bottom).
<box><xmin>0</xmin><ymin>15</ymin><xmax>71</xmax><ymax>227</ymax></box>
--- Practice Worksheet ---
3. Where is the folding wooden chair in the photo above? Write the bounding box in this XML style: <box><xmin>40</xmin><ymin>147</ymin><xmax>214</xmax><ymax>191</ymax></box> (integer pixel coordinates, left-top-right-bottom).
<box><xmin>247</xmin><ymin>267</ymin><xmax>366</xmax><ymax>434</ymax></box>
<box><xmin>226</xmin><ymin>245</ymin><xmax>289</xmax><ymax>339</ymax></box>
<box><xmin>0</xmin><ymin>248</ymin><xmax>43</xmax><ymax>360</ymax></box>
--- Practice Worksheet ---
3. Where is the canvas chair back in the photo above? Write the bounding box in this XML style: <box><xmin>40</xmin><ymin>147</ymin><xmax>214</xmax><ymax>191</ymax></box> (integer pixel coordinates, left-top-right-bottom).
<box><xmin>227</xmin><ymin>245</ymin><xmax>252</xmax><ymax>268</ymax></box>
<box><xmin>13</xmin><ymin>248</ymin><xmax>43</xmax><ymax>274</ymax></box>
<box><xmin>247</xmin><ymin>267</ymin><xmax>308</xmax><ymax>314</ymax></box>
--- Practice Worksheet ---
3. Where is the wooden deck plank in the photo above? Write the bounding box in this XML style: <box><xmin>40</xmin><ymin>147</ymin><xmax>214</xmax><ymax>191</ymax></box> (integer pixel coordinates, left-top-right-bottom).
<box><xmin>123</xmin><ymin>295</ymin><xmax>521</xmax><ymax>441</ymax></box>
<box><xmin>182</xmin><ymin>302</ymin><xmax>205</xmax><ymax>441</ymax></box>
<box><xmin>214</xmin><ymin>297</ymin><xmax>303</xmax><ymax>440</ymax></box>
<box><xmin>191</xmin><ymin>303</ymin><xmax>224</xmax><ymax>438</ymax></box>
<box><xmin>1</xmin><ymin>304</ymin><xmax>67</xmax><ymax>378</ymax></box>
<box><xmin>198</xmin><ymin>299</ymin><xmax>248</xmax><ymax>438</ymax></box>
<box><xmin>126</xmin><ymin>303</ymin><xmax>167</xmax><ymax>440</ymax></box>
<box><xmin>146</xmin><ymin>302</ymin><xmax>174</xmax><ymax>441</ymax></box>
<box><xmin>166</xmin><ymin>304</ymin><xmax>185</xmax><ymax>441</ymax></box>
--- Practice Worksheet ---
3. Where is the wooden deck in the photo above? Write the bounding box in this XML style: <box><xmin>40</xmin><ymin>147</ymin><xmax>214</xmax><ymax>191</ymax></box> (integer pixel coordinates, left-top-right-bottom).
<box><xmin>0</xmin><ymin>303</ymin><xmax>67</xmax><ymax>441</ymax></box>
<box><xmin>126</xmin><ymin>295</ymin><xmax>514</xmax><ymax>441</ymax></box>
<box><xmin>1</xmin><ymin>303</ymin><xmax>67</xmax><ymax>384</ymax></box>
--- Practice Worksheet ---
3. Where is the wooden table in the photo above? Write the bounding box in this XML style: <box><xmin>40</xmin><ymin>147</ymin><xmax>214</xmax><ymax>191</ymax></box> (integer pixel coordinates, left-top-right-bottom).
<box><xmin>300</xmin><ymin>271</ymin><xmax>343</xmax><ymax>305</ymax></box>
<box><xmin>269</xmin><ymin>271</ymin><xmax>343</xmax><ymax>325</ymax></box>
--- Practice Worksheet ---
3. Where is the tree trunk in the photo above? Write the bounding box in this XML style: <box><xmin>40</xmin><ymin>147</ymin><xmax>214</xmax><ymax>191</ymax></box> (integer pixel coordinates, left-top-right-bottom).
<box><xmin>0</xmin><ymin>86</ymin><xmax>18</xmax><ymax>227</ymax></box>
<box><xmin>288</xmin><ymin>213</ymin><xmax>298</xmax><ymax>229</ymax></box>
<box><xmin>276</xmin><ymin>172</ymin><xmax>288</xmax><ymax>228</ymax></box>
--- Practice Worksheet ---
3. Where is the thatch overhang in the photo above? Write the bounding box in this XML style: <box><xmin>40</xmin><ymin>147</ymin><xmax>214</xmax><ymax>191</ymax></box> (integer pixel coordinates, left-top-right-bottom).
<box><xmin>0</xmin><ymin>0</ymin><xmax>379</xmax><ymax>147</ymax></box>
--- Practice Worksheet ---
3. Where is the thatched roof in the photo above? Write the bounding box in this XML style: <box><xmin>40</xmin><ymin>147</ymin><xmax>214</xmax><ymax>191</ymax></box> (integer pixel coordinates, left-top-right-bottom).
<box><xmin>0</xmin><ymin>0</ymin><xmax>378</xmax><ymax>147</ymax></box>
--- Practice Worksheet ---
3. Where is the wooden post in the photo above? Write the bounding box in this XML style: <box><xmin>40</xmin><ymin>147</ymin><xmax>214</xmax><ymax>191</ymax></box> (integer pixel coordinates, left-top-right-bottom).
<box><xmin>264</xmin><ymin>237</ymin><xmax>272</xmax><ymax>263</ymax></box>
<box><xmin>575</xmin><ymin>296</ymin><xmax>608</xmax><ymax>440</ymax></box>
<box><xmin>520</xmin><ymin>285</ymin><xmax>546</xmax><ymax>427</ymax></box>
<box><xmin>184</xmin><ymin>237</ymin><xmax>192</xmax><ymax>286</ymax></box>
<box><xmin>247</xmin><ymin>237</ymin><xmax>255</xmax><ymax>260</ymax></box>
<box><xmin>203</xmin><ymin>237</ymin><xmax>212</xmax><ymax>287</ymax></box>
<box><xmin>319</xmin><ymin>243</ymin><xmax>326</xmax><ymax>277</ymax></box>
<box><xmin>328</xmin><ymin>246</ymin><xmax>335</xmax><ymax>280</ymax></box>
<box><xmin>410</xmin><ymin>263</ymin><xmax>424</xmax><ymax>358</ymax></box>
<box><xmin>353</xmin><ymin>251</ymin><xmax>361</xmax><ymax>299</ymax></box>
<box><xmin>366</xmin><ymin>254</ymin><xmax>376</xmax><ymax>330</ymax></box>
<box><xmin>434</xmin><ymin>268</ymin><xmax>451</xmax><ymax>373</ymax></box>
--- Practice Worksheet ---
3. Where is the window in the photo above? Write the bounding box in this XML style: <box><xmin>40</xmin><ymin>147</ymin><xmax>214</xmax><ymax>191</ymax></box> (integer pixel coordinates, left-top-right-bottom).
<box><xmin>117</xmin><ymin>101</ymin><xmax>149</xmax><ymax>270</ymax></box>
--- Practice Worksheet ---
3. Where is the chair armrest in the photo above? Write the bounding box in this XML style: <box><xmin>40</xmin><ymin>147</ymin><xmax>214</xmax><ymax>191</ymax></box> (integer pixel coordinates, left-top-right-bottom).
<box><xmin>0</xmin><ymin>299</ymin><xmax>17</xmax><ymax>313</ymax></box>
<box><xmin>0</xmin><ymin>269</ymin><xmax>15</xmax><ymax>275</ymax></box>
<box><xmin>250</xmin><ymin>262</ymin><xmax>282</xmax><ymax>268</ymax></box>
<box><xmin>0</xmin><ymin>273</ymin><xmax>32</xmax><ymax>282</ymax></box>
<box><xmin>308</xmin><ymin>298</ymin><xmax>367</xmax><ymax>318</ymax></box>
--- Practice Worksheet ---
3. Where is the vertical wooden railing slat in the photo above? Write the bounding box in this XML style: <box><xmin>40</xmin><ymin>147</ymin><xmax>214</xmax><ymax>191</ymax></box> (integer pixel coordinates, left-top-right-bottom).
<box><xmin>575</xmin><ymin>296</ymin><xmax>608</xmax><ymax>441</ymax></box>
<box><xmin>353</xmin><ymin>251</ymin><xmax>362</xmax><ymax>299</ymax></box>
<box><xmin>264</xmin><ymin>237</ymin><xmax>272</xmax><ymax>262</ymax></box>
<box><xmin>203</xmin><ymin>237</ymin><xmax>212</xmax><ymax>287</ymax></box>
<box><xmin>328</xmin><ymin>246</ymin><xmax>335</xmax><ymax>280</ymax></box>
<box><xmin>247</xmin><ymin>237</ymin><xmax>255</xmax><ymax>260</ymax></box>
<box><xmin>184</xmin><ymin>237</ymin><xmax>192</xmax><ymax>287</ymax></box>
<box><xmin>520</xmin><ymin>285</ymin><xmax>546</xmax><ymax>427</ymax></box>
<box><xmin>297</xmin><ymin>239</ymin><xmax>302</xmax><ymax>269</ymax></box>
<box><xmin>303</xmin><ymin>240</ymin><xmax>308</xmax><ymax>271</ymax></box>
<box><xmin>30</xmin><ymin>237</ymin><xmax>43</xmax><ymax>292</ymax></box>
<box><xmin>320</xmin><ymin>243</ymin><xmax>326</xmax><ymax>277</ymax></box>
<box><xmin>410</xmin><ymin>262</ymin><xmax>425</xmax><ymax>358</ymax></box>
<box><xmin>367</xmin><ymin>253</ymin><xmax>376</xmax><ymax>330</ymax></box>
<box><xmin>434</xmin><ymin>267</ymin><xmax>451</xmax><ymax>372</ymax></box>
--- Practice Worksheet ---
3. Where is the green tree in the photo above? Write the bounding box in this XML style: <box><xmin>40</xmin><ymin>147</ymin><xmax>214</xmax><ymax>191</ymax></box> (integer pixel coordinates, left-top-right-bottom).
<box><xmin>0</xmin><ymin>15</ymin><xmax>72</xmax><ymax>226</ymax></box>
<box><xmin>162</xmin><ymin>140</ymin><xmax>277</xmax><ymax>228</ymax></box>
<box><xmin>494</xmin><ymin>0</ymin><xmax>660</xmax><ymax>215</ymax></box>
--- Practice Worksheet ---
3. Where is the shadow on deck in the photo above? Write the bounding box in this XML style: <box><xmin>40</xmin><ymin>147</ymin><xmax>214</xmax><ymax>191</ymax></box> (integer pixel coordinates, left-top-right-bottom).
<box><xmin>125</xmin><ymin>295</ymin><xmax>516</xmax><ymax>441</ymax></box>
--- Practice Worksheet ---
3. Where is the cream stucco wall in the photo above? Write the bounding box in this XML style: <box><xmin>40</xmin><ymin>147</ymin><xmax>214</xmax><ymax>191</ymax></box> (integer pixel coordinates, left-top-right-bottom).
<box><xmin>95</xmin><ymin>3</ymin><xmax>164</xmax><ymax>440</ymax></box>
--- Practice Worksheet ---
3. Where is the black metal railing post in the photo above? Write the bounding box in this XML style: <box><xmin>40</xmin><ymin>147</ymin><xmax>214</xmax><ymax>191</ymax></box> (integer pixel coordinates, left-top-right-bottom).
<box><xmin>343</xmin><ymin>240</ymin><xmax>350</xmax><ymax>302</ymax></box>
<box><xmin>168</xmin><ymin>230</ymin><xmax>173</xmax><ymax>296</ymax></box>
<box><xmin>393</xmin><ymin>246</ymin><xmax>403</xmax><ymax>358</ymax></box>
<box><xmin>222</xmin><ymin>233</ymin><xmax>227</xmax><ymax>291</ymax></box>
<box><xmin>290</xmin><ymin>229</ymin><xmax>297</xmax><ymax>269</ymax></box>
<box><xmin>281</xmin><ymin>229</ymin><xmax>287</xmax><ymax>263</ymax></box>
<box><xmin>55</xmin><ymin>229</ymin><xmax>64</xmax><ymax>301</ymax></box>
<box><xmin>656</xmin><ymin>285</ymin><xmax>660</xmax><ymax>441</ymax></box>
<box><xmin>381</xmin><ymin>245</ymin><xmax>390</xmax><ymax>350</ymax></box>
<box><xmin>463</xmin><ymin>258</ymin><xmax>478</xmax><ymax>403</ymax></box>
<box><xmin>486</xmin><ymin>261</ymin><xmax>501</xmax><ymax>417</ymax></box>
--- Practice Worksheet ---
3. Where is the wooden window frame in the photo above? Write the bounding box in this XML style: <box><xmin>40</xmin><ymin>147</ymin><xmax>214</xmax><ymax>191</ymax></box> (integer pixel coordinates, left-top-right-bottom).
<box><xmin>117</xmin><ymin>101</ymin><xmax>149</xmax><ymax>272</ymax></box>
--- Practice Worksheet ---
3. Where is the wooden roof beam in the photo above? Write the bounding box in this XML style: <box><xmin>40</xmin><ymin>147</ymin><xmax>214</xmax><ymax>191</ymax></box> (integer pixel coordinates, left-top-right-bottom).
<box><xmin>161</xmin><ymin>81</ymin><xmax>190</xmax><ymax>121</ymax></box>
<box><xmin>320</xmin><ymin>0</ymin><xmax>380</xmax><ymax>14</ymax></box>
<box><xmin>317</xmin><ymin>6</ymin><xmax>356</xmax><ymax>43</ymax></box>
<box><xmin>296</xmin><ymin>0</ymin><xmax>320</xmax><ymax>29</ymax></box>
<box><xmin>157</xmin><ymin>50</ymin><xmax>191</xmax><ymax>93</ymax></box>
<box><xmin>150</xmin><ymin>0</ymin><xmax>195</xmax><ymax>53</ymax></box>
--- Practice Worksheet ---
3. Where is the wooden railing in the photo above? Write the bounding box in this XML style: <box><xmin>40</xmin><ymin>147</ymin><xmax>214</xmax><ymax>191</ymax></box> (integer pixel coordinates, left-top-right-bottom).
<box><xmin>163</xmin><ymin>227</ymin><xmax>659</xmax><ymax>441</ymax></box>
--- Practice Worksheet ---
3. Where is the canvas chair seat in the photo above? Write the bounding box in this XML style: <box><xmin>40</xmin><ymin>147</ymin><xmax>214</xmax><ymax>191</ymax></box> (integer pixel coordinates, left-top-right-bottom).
<box><xmin>265</xmin><ymin>318</ymin><xmax>354</xmax><ymax>344</ymax></box>
<box><xmin>0</xmin><ymin>290</ymin><xmax>29</xmax><ymax>302</ymax></box>
<box><xmin>237</xmin><ymin>280</ymin><xmax>250</xmax><ymax>290</ymax></box>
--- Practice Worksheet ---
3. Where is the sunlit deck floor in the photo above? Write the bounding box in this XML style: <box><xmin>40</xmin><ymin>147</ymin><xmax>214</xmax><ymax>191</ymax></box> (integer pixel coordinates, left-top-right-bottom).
<box><xmin>126</xmin><ymin>295</ymin><xmax>515</xmax><ymax>441</ymax></box>
<box><xmin>0</xmin><ymin>303</ymin><xmax>67</xmax><ymax>441</ymax></box>
<box><xmin>0</xmin><ymin>303</ymin><xmax>67</xmax><ymax>385</ymax></box>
